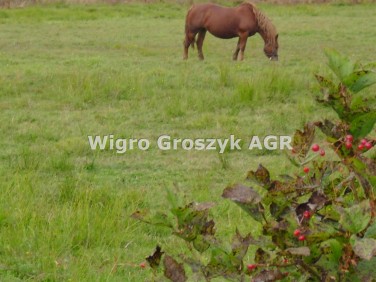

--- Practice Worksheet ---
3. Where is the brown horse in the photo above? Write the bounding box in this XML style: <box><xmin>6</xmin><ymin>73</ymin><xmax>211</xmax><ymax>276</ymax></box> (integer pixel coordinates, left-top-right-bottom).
<box><xmin>183</xmin><ymin>2</ymin><xmax>279</xmax><ymax>61</ymax></box>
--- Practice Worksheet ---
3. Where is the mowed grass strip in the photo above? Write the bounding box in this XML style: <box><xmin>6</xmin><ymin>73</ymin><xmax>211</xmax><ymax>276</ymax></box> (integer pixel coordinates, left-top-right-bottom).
<box><xmin>0</xmin><ymin>3</ymin><xmax>375</xmax><ymax>280</ymax></box>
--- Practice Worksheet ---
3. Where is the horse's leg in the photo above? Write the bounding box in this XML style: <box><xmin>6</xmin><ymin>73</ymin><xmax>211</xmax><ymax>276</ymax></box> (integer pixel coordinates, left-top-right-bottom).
<box><xmin>196</xmin><ymin>30</ymin><xmax>206</xmax><ymax>60</ymax></box>
<box><xmin>233</xmin><ymin>38</ymin><xmax>241</xmax><ymax>60</ymax></box>
<box><xmin>238</xmin><ymin>33</ymin><xmax>248</xmax><ymax>61</ymax></box>
<box><xmin>183</xmin><ymin>31</ymin><xmax>195</xmax><ymax>60</ymax></box>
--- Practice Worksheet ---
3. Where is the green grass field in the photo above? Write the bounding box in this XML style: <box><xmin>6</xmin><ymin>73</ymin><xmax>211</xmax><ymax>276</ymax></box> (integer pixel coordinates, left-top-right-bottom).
<box><xmin>0</xmin><ymin>2</ymin><xmax>375</xmax><ymax>281</ymax></box>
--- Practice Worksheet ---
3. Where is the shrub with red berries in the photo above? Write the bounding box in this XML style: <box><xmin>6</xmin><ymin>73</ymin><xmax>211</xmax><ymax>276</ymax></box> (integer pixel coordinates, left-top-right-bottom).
<box><xmin>134</xmin><ymin>50</ymin><xmax>376</xmax><ymax>281</ymax></box>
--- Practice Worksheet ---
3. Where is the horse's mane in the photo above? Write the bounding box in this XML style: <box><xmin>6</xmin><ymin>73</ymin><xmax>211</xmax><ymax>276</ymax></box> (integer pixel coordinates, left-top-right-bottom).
<box><xmin>243</xmin><ymin>2</ymin><xmax>277</xmax><ymax>44</ymax></box>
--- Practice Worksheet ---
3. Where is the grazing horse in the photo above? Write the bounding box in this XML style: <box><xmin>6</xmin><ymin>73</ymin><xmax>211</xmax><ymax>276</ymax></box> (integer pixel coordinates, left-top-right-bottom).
<box><xmin>183</xmin><ymin>2</ymin><xmax>279</xmax><ymax>61</ymax></box>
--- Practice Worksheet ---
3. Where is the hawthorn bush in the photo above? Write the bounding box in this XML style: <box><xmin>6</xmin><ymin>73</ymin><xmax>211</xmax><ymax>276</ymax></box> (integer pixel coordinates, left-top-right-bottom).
<box><xmin>133</xmin><ymin>50</ymin><xmax>376</xmax><ymax>281</ymax></box>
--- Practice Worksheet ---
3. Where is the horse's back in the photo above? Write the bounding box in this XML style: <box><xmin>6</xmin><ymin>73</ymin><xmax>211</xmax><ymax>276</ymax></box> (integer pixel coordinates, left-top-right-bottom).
<box><xmin>186</xmin><ymin>3</ymin><xmax>257</xmax><ymax>39</ymax></box>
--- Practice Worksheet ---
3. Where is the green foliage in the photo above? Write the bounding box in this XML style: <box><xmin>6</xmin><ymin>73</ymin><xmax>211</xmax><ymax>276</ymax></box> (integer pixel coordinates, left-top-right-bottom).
<box><xmin>134</xmin><ymin>50</ymin><xmax>376</xmax><ymax>281</ymax></box>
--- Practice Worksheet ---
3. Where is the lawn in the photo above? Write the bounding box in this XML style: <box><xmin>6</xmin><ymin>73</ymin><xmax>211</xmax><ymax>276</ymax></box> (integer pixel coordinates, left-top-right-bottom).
<box><xmin>0</xmin><ymin>2</ymin><xmax>375</xmax><ymax>281</ymax></box>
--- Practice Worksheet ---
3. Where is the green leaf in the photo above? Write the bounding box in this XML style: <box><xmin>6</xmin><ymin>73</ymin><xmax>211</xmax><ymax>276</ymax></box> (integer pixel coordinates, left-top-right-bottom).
<box><xmin>204</xmin><ymin>247</ymin><xmax>241</xmax><ymax>279</ymax></box>
<box><xmin>352</xmin><ymin>237</ymin><xmax>376</xmax><ymax>260</ymax></box>
<box><xmin>166</xmin><ymin>188</ymin><xmax>181</xmax><ymax>210</ymax></box>
<box><xmin>350</xmin><ymin>94</ymin><xmax>366</xmax><ymax>111</ymax></box>
<box><xmin>337</xmin><ymin>200</ymin><xmax>371</xmax><ymax>234</ymax></box>
<box><xmin>349</xmin><ymin>111</ymin><xmax>376</xmax><ymax>138</ymax></box>
<box><xmin>324</xmin><ymin>48</ymin><xmax>355</xmax><ymax>81</ymax></box>
<box><xmin>320</xmin><ymin>239</ymin><xmax>343</xmax><ymax>262</ymax></box>
<box><xmin>349</xmin><ymin>71</ymin><xmax>376</xmax><ymax>93</ymax></box>
<box><xmin>171</xmin><ymin>202</ymin><xmax>214</xmax><ymax>242</ymax></box>
<box><xmin>365</xmin><ymin>221</ymin><xmax>376</xmax><ymax>239</ymax></box>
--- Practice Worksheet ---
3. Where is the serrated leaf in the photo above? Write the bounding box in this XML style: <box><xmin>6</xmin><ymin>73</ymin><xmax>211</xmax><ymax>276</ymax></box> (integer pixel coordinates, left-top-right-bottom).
<box><xmin>163</xmin><ymin>255</ymin><xmax>187</xmax><ymax>282</ymax></box>
<box><xmin>353</xmin><ymin>238</ymin><xmax>376</xmax><ymax>260</ymax></box>
<box><xmin>292</xmin><ymin>123</ymin><xmax>315</xmax><ymax>159</ymax></box>
<box><xmin>337</xmin><ymin>200</ymin><xmax>371</xmax><ymax>234</ymax></box>
<box><xmin>246</xmin><ymin>164</ymin><xmax>271</xmax><ymax>187</ymax></box>
<box><xmin>349</xmin><ymin>111</ymin><xmax>376</xmax><ymax>139</ymax></box>
<box><xmin>342</xmin><ymin>70</ymin><xmax>369</xmax><ymax>90</ymax></box>
<box><xmin>349</xmin><ymin>71</ymin><xmax>376</xmax><ymax>93</ymax></box>
<box><xmin>172</xmin><ymin>203</ymin><xmax>214</xmax><ymax>242</ymax></box>
<box><xmin>324</xmin><ymin>48</ymin><xmax>355</xmax><ymax>80</ymax></box>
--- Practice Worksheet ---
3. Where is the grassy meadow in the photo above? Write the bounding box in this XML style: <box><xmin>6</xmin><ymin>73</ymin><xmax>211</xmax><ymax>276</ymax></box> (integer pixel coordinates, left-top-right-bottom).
<box><xmin>0</xmin><ymin>2</ymin><xmax>375</xmax><ymax>281</ymax></box>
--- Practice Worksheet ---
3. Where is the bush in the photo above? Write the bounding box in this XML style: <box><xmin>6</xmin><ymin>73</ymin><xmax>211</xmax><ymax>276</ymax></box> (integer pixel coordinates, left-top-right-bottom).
<box><xmin>133</xmin><ymin>49</ymin><xmax>376</xmax><ymax>281</ymax></box>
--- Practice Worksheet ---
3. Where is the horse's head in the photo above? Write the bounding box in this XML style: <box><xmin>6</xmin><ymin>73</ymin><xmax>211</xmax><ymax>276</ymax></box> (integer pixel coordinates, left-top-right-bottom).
<box><xmin>264</xmin><ymin>34</ymin><xmax>279</xmax><ymax>61</ymax></box>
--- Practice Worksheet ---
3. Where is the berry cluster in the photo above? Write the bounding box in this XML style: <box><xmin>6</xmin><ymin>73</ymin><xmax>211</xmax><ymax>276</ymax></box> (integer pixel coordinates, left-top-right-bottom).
<box><xmin>293</xmin><ymin>228</ymin><xmax>306</xmax><ymax>241</ymax></box>
<box><xmin>311</xmin><ymin>143</ymin><xmax>325</xmax><ymax>156</ymax></box>
<box><xmin>344</xmin><ymin>135</ymin><xmax>373</xmax><ymax>151</ymax></box>
<box><xmin>293</xmin><ymin>211</ymin><xmax>312</xmax><ymax>242</ymax></box>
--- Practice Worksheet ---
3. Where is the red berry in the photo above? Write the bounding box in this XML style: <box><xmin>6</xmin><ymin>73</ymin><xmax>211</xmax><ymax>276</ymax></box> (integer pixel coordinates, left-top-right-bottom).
<box><xmin>345</xmin><ymin>141</ymin><xmax>352</xmax><ymax>149</ymax></box>
<box><xmin>298</xmin><ymin>235</ymin><xmax>306</xmax><ymax>241</ymax></box>
<box><xmin>140</xmin><ymin>262</ymin><xmax>146</xmax><ymax>268</ymax></box>
<box><xmin>360</xmin><ymin>139</ymin><xmax>367</xmax><ymax>145</ymax></box>
<box><xmin>283</xmin><ymin>258</ymin><xmax>288</xmax><ymax>264</ymax></box>
<box><xmin>247</xmin><ymin>264</ymin><xmax>257</xmax><ymax>271</ymax></box>
<box><xmin>311</xmin><ymin>144</ymin><xmax>320</xmax><ymax>152</ymax></box>
<box><xmin>303</xmin><ymin>167</ymin><xmax>309</xmax><ymax>173</ymax></box>
<box><xmin>303</xmin><ymin>211</ymin><xmax>311</xmax><ymax>219</ymax></box>
<box><xmin>345</xmin><ymin>135</ymin><xmax>353</xmax><ymax>142</ymax></box>
<box><xmin>319</xmin><ymin>149</ymin><xmax>325</xmax><ymax>156</ymax></box>
<box><xmin>312</xmin><ymin>144</ymin><xmax>320</xmax><ymax>152</ymax></box>
<box><xmin>365</xmin><ymin>142</ymin><xmax>372</xmax><ymax>150</ymax></box>
<box><xmin>293</xmin><ymin>229</ymin><xmax>301</xmax><ymax>237</ymax></box>
<box><xmin>358</xmin><ymin>144</ymin><xmax>365</xmax><ymax>150</ymax></box>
